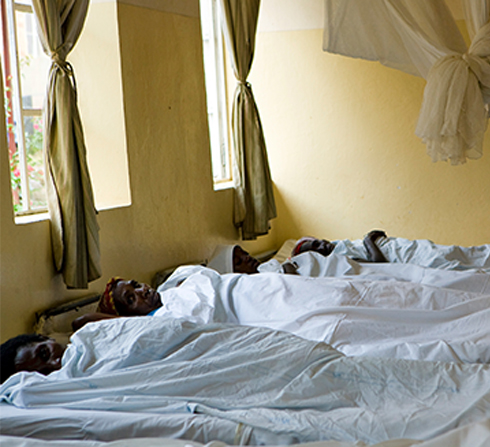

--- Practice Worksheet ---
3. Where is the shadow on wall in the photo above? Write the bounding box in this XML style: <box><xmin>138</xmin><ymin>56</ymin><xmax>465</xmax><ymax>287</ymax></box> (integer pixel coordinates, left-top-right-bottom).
<box><xmin>272</xmin><ymin>184</ymin><xmax>302</xmax><ymax>242</ymax></box>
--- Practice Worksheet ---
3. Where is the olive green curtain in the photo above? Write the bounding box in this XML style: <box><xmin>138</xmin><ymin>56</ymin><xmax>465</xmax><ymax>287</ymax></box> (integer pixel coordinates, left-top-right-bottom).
<box><xmin>219</xmin><ymin>0</ymin><xmax>276</xmax><ymax>240</ymax></box>
<box><xmin>32</xmin><ymin>0</ymin><xmax>101</xmax><ymax>288</ymax></box>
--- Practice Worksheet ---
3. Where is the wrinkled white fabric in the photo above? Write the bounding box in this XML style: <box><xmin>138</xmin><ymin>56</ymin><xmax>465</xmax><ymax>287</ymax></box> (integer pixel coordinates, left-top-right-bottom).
<box><xmin>323</xmin><ymin>0</ymin><xmax>490</xmax><ymax>165</ymax></box>
<box><xmin>323</xmin><ymin>0</ymin><xmax>465</xmax><ymax>78</ymax></box>
<box><xmin>1</xmin><ymin>417</ymin><xmax>490</xmax><ymax>445</ymax></box>
<box><xmin>264</xmin><ymin>237</ymin><xmax>490</xmax><ymax>272</ymax></box>
<box><xmin>1</xmin><ymin>318</ymin><xmax>489</xmax><ymax>444</ymax></box>
<box><xmin>1</xmin><ymin>418</ymin><xmax>490</xmax><ymax>445</ymax></box>
<box><xmin>332</xmin><ymin>236</ymin><xmax>490</xmax><ymax>272</ymax></box>
<box><xmin>290</xmin><ymin>252</ymin><xmax>490</xmax><ymax>294</ymax></box>
<box><xmin>155</xmin><ymin>265</ymin><xmax>490</xmax><ymax>363</ymax></box>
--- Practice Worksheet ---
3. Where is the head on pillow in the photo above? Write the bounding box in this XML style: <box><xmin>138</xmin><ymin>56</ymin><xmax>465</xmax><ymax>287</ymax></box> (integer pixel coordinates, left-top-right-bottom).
<box><xmin>0</xmin><ymin>333</ymin><xmax>65</xmax><ymax>383</ymax></box>
<box><xmin>97</xmin><ymin>277</ymin><xmax>162</xmax><ymax>317</ymax></box>
<box><xmin>292</xmin><ymin>237</ymin><xmax>336</xmax><ymax>257</ymax></box>
<box><xmin>207</xmin><ymin>245</ymin><xmax>259</xmax><ymax>274</ymax></box>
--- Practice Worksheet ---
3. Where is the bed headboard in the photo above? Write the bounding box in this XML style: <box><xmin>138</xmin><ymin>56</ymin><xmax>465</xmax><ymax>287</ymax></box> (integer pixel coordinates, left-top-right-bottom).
<box><xmin>34</xmin><ymin>293</ymin><xmax>101</xmax><ymax>344</ymax></box>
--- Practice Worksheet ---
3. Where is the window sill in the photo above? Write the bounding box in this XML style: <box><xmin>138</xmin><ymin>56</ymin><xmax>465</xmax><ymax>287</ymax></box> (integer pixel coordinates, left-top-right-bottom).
<box><xmin>213</xmin><ymin>180</ymin><xmax>234</xmax><ymax>191</ymax></box>
<box><xmin>14</xmin><ymin>212</ymin><xmax>50</xmax><ymax>225</ymax></box>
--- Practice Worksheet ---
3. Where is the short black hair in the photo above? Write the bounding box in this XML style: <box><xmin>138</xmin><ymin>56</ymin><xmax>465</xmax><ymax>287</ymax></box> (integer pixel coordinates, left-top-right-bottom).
<box><xmin>0</xmin><ymin>333</ymin><xmax>46</xmax><ymax>383</ymax></box>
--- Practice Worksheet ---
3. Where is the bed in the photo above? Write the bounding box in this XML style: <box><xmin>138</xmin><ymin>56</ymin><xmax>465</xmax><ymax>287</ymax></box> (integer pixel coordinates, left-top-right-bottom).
<box><xmin>154</xmin><ymin>255</ymin><xmax>490</xmax><ymax>363</ymax></box>
<box><xmin>268</xmin><ymin>236</ymin><xmax>490</xmax><ymax>273</ymax></box>
<box><xmin>1</xmin><ymin>237</ymin><xmax>489</xmax><ymax>446</ymax></box>
<box><xmin>1</xmin><ymin>317</ymin><xmax>490</xmax><ymax>446</ymax></box>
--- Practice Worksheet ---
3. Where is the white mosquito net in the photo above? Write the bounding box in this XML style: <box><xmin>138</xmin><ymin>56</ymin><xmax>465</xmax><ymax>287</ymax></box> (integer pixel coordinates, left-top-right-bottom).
<box><xmin>323</xmin><ymin>0</ymin><xmax>490</xmax><ymax>165</ymax></box>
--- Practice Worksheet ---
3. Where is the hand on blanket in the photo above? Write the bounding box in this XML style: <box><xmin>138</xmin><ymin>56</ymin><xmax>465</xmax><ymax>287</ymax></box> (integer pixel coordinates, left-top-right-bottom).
<box><xmin>365</xmin><ymin>229</ymin><xmax>387</xmax><ymax>242</ymax></box>
<box><xmin>282</xmin><ymin>261</ymin><xmax>299</xmax><ymax>275</ymax></box>
<box><xmin>363</xmin><ymin>230</ymin><xmax>388</xmax><ymax>263</ymax></box>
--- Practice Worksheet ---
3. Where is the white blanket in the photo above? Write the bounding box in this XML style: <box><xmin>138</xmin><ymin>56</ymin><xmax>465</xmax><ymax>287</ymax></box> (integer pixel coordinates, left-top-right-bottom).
<box><xmin>1</xmin><ymin>318</ymin><xmax>489</xmax><ymax>444</ymax></box>
<box><xmin>2</xmin><ymin>417</ymin><xmax>490</xmax><ymax>446</ymax></box>
<box><xmin>262</xmin><ymin>252</ymin><xmax>490</xmax><ymax>294</ymax></box>
<box><xmin>156</xmin><ymin>264</ymin><xmax>490</xmax><ymax>363</ymax></box>
<box><xmin>333</xmin><ymin>237</ymin><xmax>490</xmax><ymax>272</ymax></box>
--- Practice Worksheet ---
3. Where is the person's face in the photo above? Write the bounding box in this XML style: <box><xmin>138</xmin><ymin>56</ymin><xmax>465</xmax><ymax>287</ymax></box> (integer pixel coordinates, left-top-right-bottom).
<box><xmin>112</xmin><ymin>280</ymin><xmax>162</xmax><ymax>316</ymax></box>
<box><xmin>297</xmin><ymin>238</ymin><xmax>335</xmax><ymax>257</ymax></box>
<box><xmin>233</xmin><ymin>246</ymin><xmax>260</xmax><ymax>274</ymax></box>
<box><xmin>15</xmin><ymin>337</ymin><xmax>65</xmax><ymax>376</ymax></box>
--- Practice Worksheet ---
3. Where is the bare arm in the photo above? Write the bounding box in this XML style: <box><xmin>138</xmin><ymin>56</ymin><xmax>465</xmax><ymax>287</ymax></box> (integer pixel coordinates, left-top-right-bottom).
<box><xmin>363</xmin><ymin>230</ymin><xmax>388</xmax><ymax>263</ymax></box>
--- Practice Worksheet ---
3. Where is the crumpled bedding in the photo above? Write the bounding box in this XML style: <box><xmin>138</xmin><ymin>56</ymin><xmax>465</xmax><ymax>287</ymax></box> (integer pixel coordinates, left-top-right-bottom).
<box><xmin>2</xmin><ymin>416</ymin><xmax>490</xmax><ymax>446</ymax></box>
<box><xmin>261</xmin><ymin>251</ymin><xmax>490</xmax><ymax>295</ymax></box>
<box><xmin>156</xmin><ymin>264</ymin><xmax>490</xmax><ymax>363</ymax></box>
<box><xmin>1</xmin><ymin>318</ymin><xmax>489</xmax><ymax>444</ymax></box>
<box><xmin>332</xmin><ymin>237</ymin><xmax>490</xmax><ymax>272</ymax></box>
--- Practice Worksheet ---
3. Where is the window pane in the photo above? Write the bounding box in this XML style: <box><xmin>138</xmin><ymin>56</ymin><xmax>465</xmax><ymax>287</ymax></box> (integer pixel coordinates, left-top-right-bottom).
<box><xmin>200</xmin><ymin>0</ymin><xmax>232</xmax><ymax>185</ymax></box>
<box><xmin>8</xmin><ymin>136</ymin><xmax>24</xmax><ymax>212</ymax></box>
<box><xmin>24</xmin><ymin>114</ymin><xmax>47</xmax><ymax>209</ymax></box>
<box><xmin>15</xmin><ymin>9</ymin><xmax>49</xmax><ymax>110</ymax></box>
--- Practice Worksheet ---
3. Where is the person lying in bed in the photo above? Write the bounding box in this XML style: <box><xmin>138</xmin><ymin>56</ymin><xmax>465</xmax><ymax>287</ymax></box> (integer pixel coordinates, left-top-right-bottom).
<box><xmin>1</xmin><ymin>277</ymin><xmax>151</xmax><ymax>380</ymax></box>
<box><xmin>0</xmin><ymin>333</ymin><xmax>65</xmax><ymax>383</ymax></box>
<box><xmin>69</xmin><ymin>277</ymin><xmax>162</xmax><ymax>331</ymax></box>
<box><xmin>301</xmin><ymin>231</ymin><xmax>490</xmax><ymax>272</ymax></box>
<box><xmin>207</xmin><ymin>245</ymin><xmax>262</xmax><ymax>274</ymax></box>
<box><xmin>208</xmin><ymin>230</ymin><xmax>387</xmax><ymax>275</ymax></box>
<box><xmin>2</xmin><ymin>317</ymin><xmax>488</xmax><ymax>444</ymax></box>
<box><xmin>292</xmin><ymin>229</ymin><xmax>388</xmax><ymax>262</ymax></box>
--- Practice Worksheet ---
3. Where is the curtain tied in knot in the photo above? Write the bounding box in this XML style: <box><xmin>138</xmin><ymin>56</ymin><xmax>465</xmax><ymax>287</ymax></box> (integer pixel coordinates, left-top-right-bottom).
<box><xmin>415</xmin><ymin>50</ymin><xmax>488</xmax><ymax>165</ymax></box>
<box><xmin>51</xmin><ymin>54</ymin><xmax>78</xmax><ymax>96</ymax></box>
<box><xmin>237</xmin><ymin>80</ymin><xmax>252</xmax><ymax>89</ymax></box>
<box><xmin>52</xmin><ymin>53</ymin><xmax>72</xmax><ymax>72</ymax></box>
<box><xmin>460</xmin><ymin>52</ymin><xmax>488</xmax><ymax>86</ymax></box>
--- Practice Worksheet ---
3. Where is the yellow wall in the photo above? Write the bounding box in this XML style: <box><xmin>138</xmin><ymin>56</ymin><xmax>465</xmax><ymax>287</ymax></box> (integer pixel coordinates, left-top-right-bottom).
<box><xmin>0</xmin><ymin>3</ymin><xmax>276</xmax><ymax>343</ymax></box>
<box><xmin>70</xmin><ymin>2</ymin><xmax>131</xmax><ymax>211</ymax></box>
<box><xmin>2</xmin><ymin>2</ymin><xmax>489</xmax><ymax>343</ymax></box>
<box><xmin>249</xmin><ymin>27</ymin><xmax>490</xmax><ymax>246</ymax></box>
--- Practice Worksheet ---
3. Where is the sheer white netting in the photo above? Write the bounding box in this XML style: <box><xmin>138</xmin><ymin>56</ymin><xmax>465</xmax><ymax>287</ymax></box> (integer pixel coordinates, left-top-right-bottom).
<box><xmin>324</xmin><ymin>0</ymin><xmax>490</xmax><ymax>165</ymax></box>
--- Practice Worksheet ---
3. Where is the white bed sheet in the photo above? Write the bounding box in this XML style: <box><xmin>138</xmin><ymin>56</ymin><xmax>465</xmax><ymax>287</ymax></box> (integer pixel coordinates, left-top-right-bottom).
<box><xmin>0</xmin><ymin>403</ymin><xmax>262</xmax><ymax>444</ymax></box>
<box><xmin>1</xmin><ymin>318</ymin><xmax>489</xmax><ymax>445</ymax></box>
<box><xmin>156</xmin><ymin>264</ymin><xmax>490</xmax><ymax>363</ymax></box>
<box><xmin>260</xmin><ymin>252</ymin><xmax>490</xmax><ymax>294</ymax></box>
<box><xmin>1</xmin><ymin>417</ymin><xmax>490</xmax><ymax>446</ymax></box>
<box><xmin>332</xmin><ymin>237</ymin><xmax>490</xmax><ymax>272</ymax></box>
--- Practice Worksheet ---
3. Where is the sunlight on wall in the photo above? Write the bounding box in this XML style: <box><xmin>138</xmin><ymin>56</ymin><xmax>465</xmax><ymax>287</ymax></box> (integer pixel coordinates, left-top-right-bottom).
<box><xmin>0</xmin><ymin>3</ymin><xmax>277</xmax><ymax>342</ymax></box>
<box><xmin>71</xmin><ymin>1</ymin><xmax>131</xmax><ymax>210</ymax></box>
<box><xmin>250</xmin><ymin>26</ymin><xmax>490</xmax><ymax>247</ymax></box>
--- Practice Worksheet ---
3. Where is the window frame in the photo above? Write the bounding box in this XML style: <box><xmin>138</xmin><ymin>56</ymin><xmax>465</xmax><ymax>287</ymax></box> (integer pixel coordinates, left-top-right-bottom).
<box><xmin>2</xmin><ymin>0</ymin><xmax>48</xmax><ymax>216</ymax></box>
<box><xmin>199</xmin><ymin>0</ymin><xmax>233</xmax><ymax>189</ymax></box>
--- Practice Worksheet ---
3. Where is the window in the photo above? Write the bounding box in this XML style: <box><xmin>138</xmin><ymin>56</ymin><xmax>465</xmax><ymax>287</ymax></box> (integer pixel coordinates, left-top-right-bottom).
<box><xmin>1</xmin><ymin>0</ymin><xmax>50</xmax><ymax>215</ymax></box>
<box><xmin>199</xmin><ymin>0</ymin><xmax>233</xmax><ymax>188</ymax></box>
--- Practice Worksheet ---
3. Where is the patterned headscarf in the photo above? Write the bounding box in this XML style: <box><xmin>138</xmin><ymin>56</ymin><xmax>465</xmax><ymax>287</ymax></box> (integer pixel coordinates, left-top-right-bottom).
<box><xmin>96</xmin><ymin>277</ymin><xmax>123</xmax><ymax>315</ymax></box>
<box><xmin>292</xmin><ymin>237</ymin><xmax>316</xmax><ymax>256</ymax></box>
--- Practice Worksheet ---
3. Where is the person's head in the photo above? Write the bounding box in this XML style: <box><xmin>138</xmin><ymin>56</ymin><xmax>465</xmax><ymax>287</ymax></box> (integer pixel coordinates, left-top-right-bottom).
<box><xmin>232</xmin><ymin>246</ymin><xmax>260</xmax><ymax>274</ymax></box>
<box><xmin>97</xmin><ymin>277</ymin><xmax>162</xmax><ymax>317</ymax></box>
<box><xmin>292</xmin><ymin>237</ymin><xmax>336</xmax><ymax>257</ymax></box>
<box><xmin>207</xmin><ymin>245</ymin><xmax>260</xmax><ymax>274</ymax></box>
<box><xmin>1</xmin><ymin>334</ymin><xmax>65</xmax><ymax>383</ymax></box>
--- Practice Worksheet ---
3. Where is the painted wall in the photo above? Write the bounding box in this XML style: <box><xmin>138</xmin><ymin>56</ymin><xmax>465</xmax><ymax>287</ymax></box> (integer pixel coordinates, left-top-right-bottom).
<box><xmin>1</xmin><ymin>0</ymin><xmax>489</xmax><ymax>343</ymax></box>
<box><xmin>249</xmin><ymin>15</ymin><xmax>490</xmax><ymax>246</ymax></box>
<box><xmin>0</xmin><ymin>2</ymin><xmax>276</xmax><ymax>343</ymax></box>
